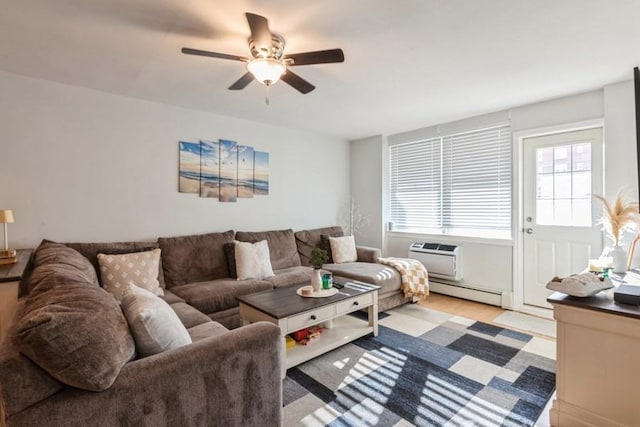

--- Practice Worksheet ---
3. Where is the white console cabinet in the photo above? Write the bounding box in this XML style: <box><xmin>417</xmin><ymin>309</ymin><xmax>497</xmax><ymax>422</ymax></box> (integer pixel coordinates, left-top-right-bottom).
<box><xmin>548</xmin><ymin>289</ymin><xmax>640</xmax><ymax>426</ymax></box>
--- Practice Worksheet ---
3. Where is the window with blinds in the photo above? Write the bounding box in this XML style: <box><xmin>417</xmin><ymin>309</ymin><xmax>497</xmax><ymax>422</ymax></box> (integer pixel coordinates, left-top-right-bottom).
<box><xmin>389</xmin><ymin>124</ymin><xmax>512</xmax><ymax>239</ymax></box>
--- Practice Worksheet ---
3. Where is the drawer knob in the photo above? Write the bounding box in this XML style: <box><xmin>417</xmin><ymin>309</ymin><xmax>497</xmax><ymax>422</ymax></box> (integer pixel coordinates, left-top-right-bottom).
<box><xmin>353</xmin><ymin>301</ymin><xmax>359</xmax><ymax>306</ymax></box>
<box><xmin>310</xmin><ymin>315</ymin><xmax>316</xmax><ymax>321</ymax></box>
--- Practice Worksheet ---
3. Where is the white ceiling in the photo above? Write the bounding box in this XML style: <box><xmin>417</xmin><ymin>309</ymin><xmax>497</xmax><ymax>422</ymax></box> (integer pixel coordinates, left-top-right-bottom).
<box><xmin>1</xmin><ymin>0</ymin><xmax>640</xmax><ymax>140</ymax></box>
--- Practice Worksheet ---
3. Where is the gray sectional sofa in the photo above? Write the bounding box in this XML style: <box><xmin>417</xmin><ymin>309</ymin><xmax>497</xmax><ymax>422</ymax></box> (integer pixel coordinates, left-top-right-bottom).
<box><xmin>0</xmin><ymin>226</ymin><xmax>406</xmax><ymax>426</ymax></box>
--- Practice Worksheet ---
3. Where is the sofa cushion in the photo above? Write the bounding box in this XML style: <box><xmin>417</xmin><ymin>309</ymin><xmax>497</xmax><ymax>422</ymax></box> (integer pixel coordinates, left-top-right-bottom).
<box><xmin>320</xmin><ymin>231</ymin><xmax>344</xmax><ymax>263</ymax></box>
<box><xmin>13</xmin><ymin>282</ymin><xmax>135</xmax><ymax>391</ymax></box>
<box><xmin>323</xmin><ymin>262</ymin><xmax>401</xmax><ymax>296</ymax></box>
<box><xmin>329</xmin><ymin>235</ymin><xmax>358</xmax><ymax>263</ymax></box>
<box><xmin>236</xmin><ymin>229</ymin><xmax>301</xmax><ymax>270</ymax></box>
<box><xmin>187</xmin><ymin>321</ymin><xmax>229</xmax><ymax>342</ymax></box>
<box><xmin>0</xmin><ymin>302</ymin><xmax>64</xmax><ymax>417</ymax></box>
<box><xmin>235</xmin><ymin>240</ymin><xmax>275</xmax><ymax>280</ymax></box>
<box><xmin>265</xmin><ymin>266</ymin><xmax>313</xmax><ymax>288</ymax></box>
<box><xmin>223</xmin><ymin>242</ymin><xmax>238</xmax><ymax>278</ymax></box>
<box><xmin>98</xmin><ymin>249</ymin><xmax>164</xmax><ymax>300</ymax></box>
<box><xmin>160</xmin><ymin>289</ymin><xmax>185</xmax><ymax>305</ymax></box>
<box><xmin>170</xmin><ymin>302</ymin><xmax>213</xmax><ymax>329</ymax></box>
<box><xmin>120</xmin><ymin>285</ymin><xmax>191</xmax><ymax>358</ymax></box>
<box><xmin>294</xmin><ymin>226</ymin><xmax>344</xmax><ymax>266</ymax></box>
<box><xmin>27</xmin><ymin>263</ymin><xmax>100</xmax><ymax>296</ymax></box>
<box><xmin>159</xmin><ymin>230</ymin><xmax>235</xmax><ymax>287</ymax></box>
<box><xmin>32</xmin><ymin>241</ymin><xmax>100</xmax><ymax>287</ymax></box>
<box><xmin>22</xmin><ymin>241</ymin><xmax>99</xmax><ymax>297</ymax></box>
<box><xmin>64</xmin><ymin>240</ymin><xmax>166</xmax><ymax>288</ymax></box>
<box><xmin>171</xmin><ymin>278</ymin><xmax>272</xmax><ymax>314</ymax></box>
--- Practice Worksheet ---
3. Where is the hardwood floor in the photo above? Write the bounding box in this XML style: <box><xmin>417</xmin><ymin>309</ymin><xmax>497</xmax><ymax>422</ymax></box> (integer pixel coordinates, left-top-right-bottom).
<box><xmin>418</xmin><ymin>292</ymin><xmax>506</xmax><ymax>323</ymax></box>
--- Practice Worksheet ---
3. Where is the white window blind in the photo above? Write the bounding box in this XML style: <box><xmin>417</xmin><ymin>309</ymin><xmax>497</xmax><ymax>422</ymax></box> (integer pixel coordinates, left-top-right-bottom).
<box><xmin>389</xmin><ymin>124</ymin><xmax>512</xmax><ymax>238</ymax></box>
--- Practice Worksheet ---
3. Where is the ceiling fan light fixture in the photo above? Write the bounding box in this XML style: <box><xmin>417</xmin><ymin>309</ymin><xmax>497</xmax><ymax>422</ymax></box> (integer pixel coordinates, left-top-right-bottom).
<box><xmin>247</xmin><ymin>58</ymin><xmax>286</xmax><ymax>86</ymax></box>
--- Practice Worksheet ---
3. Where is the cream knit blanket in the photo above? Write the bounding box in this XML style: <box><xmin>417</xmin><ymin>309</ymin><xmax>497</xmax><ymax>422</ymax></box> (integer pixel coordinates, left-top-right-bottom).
<box><xmin>378</xmin><ymin>257</ymin><xmax>429</xmax><ymax>299</ymax></box>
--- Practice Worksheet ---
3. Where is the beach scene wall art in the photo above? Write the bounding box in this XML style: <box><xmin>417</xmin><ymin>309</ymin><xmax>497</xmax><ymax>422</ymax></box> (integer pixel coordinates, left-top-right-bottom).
<box><xmin>219</xmin><ymin>139</ymin><xmax>238</xmax><ymax>203</ymax></box>
<box><xmin>237</xmin><ymin>145</ymin><xmax>255</xmax><ymax>199</ymax></box>
<box><xmin>178</xmin><ymin>141</ymin><xmax>201</xmax><ymax>193</ymax></box>
<box><xmin>254</xmin><ymin>151</ymin><xmax>269</xmax><ymax>195</ymax></box>
<box><xmin>199</xmin><ymin>140</ymin><xmax>219</xmax><ymax>198</ymax></box>
<box><xmin>178</xmin><ymin>139</ymin><xmax>269</xmax><ymax>203</ymax></box>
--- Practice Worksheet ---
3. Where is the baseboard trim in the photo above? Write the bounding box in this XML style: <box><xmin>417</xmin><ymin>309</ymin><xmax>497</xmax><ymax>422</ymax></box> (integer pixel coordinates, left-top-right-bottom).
<box><xmin>429</xmin><ymin>281</ymin><xmax>502</xmax><ymax>307</ymax></box>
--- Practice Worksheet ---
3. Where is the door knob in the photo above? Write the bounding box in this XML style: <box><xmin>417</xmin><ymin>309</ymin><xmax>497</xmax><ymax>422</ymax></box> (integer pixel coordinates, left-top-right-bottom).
<box><xmin>525</xmin><ymin>228</ymin><xmax>533</xmax><ymax>234</ymax></box>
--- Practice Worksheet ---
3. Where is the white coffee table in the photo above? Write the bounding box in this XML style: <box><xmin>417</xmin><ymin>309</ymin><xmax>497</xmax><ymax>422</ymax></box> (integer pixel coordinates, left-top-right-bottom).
<box><xmin>237</xmin><ymin>278</ymin><xmax>379</xmax><ymax>370</ymax></box>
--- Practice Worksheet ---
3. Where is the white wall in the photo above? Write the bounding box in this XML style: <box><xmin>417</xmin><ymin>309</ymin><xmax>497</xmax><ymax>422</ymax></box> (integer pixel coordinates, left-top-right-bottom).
<box><xmin>351</xmin><ymin>82</ymin><xmax>636</xmax><ymax>291</ymax></box>
<box><xmin>349</xmin><ymin>135</ymin><xmax>383</xmax><ymax>248</ymax></box>
<box><xmin>603</xmin><ymin>80</ymin><xmax>637</xmax><ymax>199</ymax></box>
<box><xmin>0</xmin><ymin>71</ymin><xmax>350</xmax><ymax>249</ymax></box>
<box><xmin>603</xmin><ymin>79</ymin><xmax>640</xmax><ymax>260</ymax></box>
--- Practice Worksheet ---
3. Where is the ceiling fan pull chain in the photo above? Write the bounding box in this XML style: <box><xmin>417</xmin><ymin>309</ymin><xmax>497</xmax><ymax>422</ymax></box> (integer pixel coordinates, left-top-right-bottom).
<box><xmin>265</xmin><ymin>84</ymin><xmax>270</xmax><ymax>106</ymax></box>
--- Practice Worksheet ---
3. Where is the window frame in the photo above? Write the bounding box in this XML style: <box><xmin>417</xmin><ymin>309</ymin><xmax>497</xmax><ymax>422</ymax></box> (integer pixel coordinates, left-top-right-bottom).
<box><xmin>388</xmin><ymin>124</ymin><xmax>512</xmax><ymax>240</ymax></box>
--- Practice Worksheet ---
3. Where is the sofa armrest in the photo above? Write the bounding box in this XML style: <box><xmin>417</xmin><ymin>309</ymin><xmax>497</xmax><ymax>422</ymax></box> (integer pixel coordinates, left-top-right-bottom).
<box><xmin>8</xmin><ymin>322</ymin><xmax>283</xmax><ymax>427</ymax></box>
<box><xmin>356</xmin><ymin>246</ymin><xmax>381</xmax><ymax>263</ymax></box>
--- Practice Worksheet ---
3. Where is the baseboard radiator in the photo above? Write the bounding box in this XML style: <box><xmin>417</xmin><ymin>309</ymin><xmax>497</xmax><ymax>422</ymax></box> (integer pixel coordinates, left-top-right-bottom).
<box><xmin>408</xmin><ymin>242</ymin><xmax>512</xmax><ymax>308</ymax></box>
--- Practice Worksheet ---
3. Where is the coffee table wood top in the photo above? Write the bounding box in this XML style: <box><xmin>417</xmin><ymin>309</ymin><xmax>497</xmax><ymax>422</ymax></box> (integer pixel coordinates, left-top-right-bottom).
<box><xmin>236</xmin><ymin>277</ymin><xmax>379</xmax><ymax>319</ymax></box>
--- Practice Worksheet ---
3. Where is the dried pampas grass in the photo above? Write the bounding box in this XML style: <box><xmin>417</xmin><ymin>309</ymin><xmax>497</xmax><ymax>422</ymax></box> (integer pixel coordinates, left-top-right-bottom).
<box><xmin>593</xmin><ymin>189</ymin><xmax>640</xmax><ymax>246</ymax></box>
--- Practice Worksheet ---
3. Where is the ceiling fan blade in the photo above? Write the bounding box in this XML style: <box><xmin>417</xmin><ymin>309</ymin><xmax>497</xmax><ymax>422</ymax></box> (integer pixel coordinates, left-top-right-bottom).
<box><xmin>284</xmin><ymin>49</ymin><xmax>345</xmax><ymax>66</ymax></box>
<box><xmin>228</xmin><ymin>72</ymin><xmax>254</xmax><ymax>90</ymax></box>
<box><xmin>245</xmin><ymin>13</ymin><xmax>272</xmax><ymax>57</ymax></box>
<box><xmin>181</xmin><ymin>47</ymin><xmax>248</xmax><ymax>62</ymax></box>
<box><xmin>281</xmin><ymin>71</ymin><xmax>315</xmax><ymax>94</ymax></box>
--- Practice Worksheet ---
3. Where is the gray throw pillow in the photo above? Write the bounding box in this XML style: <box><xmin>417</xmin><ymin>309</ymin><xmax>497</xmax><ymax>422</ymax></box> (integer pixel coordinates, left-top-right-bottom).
<box><xmin>120</xmin><ymin>284</ymin><xmax>192</xmax><ymax>357</ymax></box>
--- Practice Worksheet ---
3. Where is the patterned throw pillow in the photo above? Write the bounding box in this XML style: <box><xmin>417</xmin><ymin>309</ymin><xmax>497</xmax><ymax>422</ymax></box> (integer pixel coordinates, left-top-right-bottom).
<box><xmin>329</xmin><ymin>236</ymin><xmax>358</xmax><ymax>264</ymax></box>
<box><xmin>97</xmin><ymin>249</ymin><xmax>163</xmax><ymax>301</ymax></box>
<box><xmin>234</xmin><ymin>240</ymin><xmax>275</xmax><ymax>280</ymax></box>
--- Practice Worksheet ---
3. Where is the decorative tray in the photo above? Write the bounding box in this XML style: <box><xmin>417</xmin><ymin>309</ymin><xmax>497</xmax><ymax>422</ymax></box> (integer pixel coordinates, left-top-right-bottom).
<box><xmin>546</xmin><ymin>273</ymin><xmax>613</xmax><ymax>297</ymax></box>
<box><xmin>296</xmin><ymin>285</ymin><xmax>338</xmax><ymax>298</ymax></box>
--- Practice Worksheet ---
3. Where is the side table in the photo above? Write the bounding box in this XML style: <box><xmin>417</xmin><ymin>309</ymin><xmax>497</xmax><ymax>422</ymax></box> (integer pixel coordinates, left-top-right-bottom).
<box><xmin>0</xmin><ymin>249</ymin><xmax>32</xmax><ymax>341</ymax></box>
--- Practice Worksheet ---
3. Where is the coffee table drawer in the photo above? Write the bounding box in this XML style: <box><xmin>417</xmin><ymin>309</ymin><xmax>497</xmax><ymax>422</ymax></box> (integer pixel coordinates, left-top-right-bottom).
<box><xmin>287</xmin><ymin>305</ymin><xmax>335</xmax><ymax>331</ymax></box>
<box><xmin>336</xmin><ymin>293</ymin><xmax>374</xmax><ymax>315</ymax></box>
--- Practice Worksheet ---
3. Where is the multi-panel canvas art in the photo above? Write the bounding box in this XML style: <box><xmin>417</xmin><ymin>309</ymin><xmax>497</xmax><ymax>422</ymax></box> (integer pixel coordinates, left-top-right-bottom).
<box><xmin>219</xmin><ymin>139</ymin><xmax>238</xmax><ymax>203</ymax></box>
<box><xmin>178</xmin><ymin>141</ymin><xmax>201</xmax><ymax>193</ymax></box>
<box><xmin>200</xmin><ymin>140</ymin><xmax>219</xmax><ymax>198</ymax></box>
<box><xmin>178</xmin><ymin>139</ymin><xmax>269</xmax><ymax>203</ymax></box>
<box><xmin>254</xmin><ymin>151</ymin><xmax>269</xmax><ymax>195</ymax></box>
<box><xmin>238</xmin><ymin>145</ymin><xmax>255</xmax><ymax>199</ymax></box>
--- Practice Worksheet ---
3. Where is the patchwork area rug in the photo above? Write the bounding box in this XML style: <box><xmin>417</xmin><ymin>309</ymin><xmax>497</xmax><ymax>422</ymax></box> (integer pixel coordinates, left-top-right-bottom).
<box><xmin>284</xmin><ymin>304</ymin><xmax>556</xmax><ymax>426</ymax></box>
<box><xmin>493</xmin><ymin>311</ymin><xmax>556</xmax><ymax>339</ymax></box>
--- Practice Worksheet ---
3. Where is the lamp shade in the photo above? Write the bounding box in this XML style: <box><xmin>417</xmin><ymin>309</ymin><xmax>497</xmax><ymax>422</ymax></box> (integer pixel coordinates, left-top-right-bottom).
<box><xmin>247</xmin><ymin>58</ymin><xmax>286</xmax><ymax>85</ymax></box>
<box><xmin>0</xmin><ymin>210</ymin><xmax>14</xmax><ymax>224</ymax></box>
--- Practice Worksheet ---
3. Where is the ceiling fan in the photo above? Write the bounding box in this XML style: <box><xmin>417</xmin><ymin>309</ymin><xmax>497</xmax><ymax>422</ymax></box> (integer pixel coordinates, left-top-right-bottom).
<box><xmin>182</xmin><ymin>12</ymin><xmax>344</xmax><ymax>95</ymax></box>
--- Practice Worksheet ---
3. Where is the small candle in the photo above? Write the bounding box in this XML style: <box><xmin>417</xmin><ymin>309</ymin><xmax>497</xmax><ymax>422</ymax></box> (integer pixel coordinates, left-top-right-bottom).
<box><xmin>588</xmin><ymin>259</ymin><xmax>603</xmax><ymax>272</ymax></box>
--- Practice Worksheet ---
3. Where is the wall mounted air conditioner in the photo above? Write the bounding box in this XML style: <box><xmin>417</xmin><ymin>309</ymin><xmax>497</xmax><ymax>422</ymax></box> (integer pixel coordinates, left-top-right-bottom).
<box><xmin>408</xmin><ymin>242</ymin><xmax>463</xmax><ymax>281</ymax></box>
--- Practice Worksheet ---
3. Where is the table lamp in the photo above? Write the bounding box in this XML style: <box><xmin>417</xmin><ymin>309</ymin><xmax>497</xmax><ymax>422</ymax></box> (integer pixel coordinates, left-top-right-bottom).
<box><xmin>0</xmin><ymin>210</ymin><xmax>16</xmax><ymax>259</ymax></box>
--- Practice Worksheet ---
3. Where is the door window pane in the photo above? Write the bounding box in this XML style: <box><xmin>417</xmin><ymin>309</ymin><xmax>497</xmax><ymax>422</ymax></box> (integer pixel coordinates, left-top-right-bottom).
<box><xmin>535</xmin><ymin>142</ymin><xmax>592</xmax><ymax>227</ymax></box>
<box><xmin>537</xmin><ymin>199</ymin><xmax>554</xmax><ymax>225</ymax></box>
<box><xmin>554</xmin><ymin>173</ymin><xmax>571</xmax><ymax>199</ymax></box>
<box><xmin>572</xmin><ymin>143</ymin><xmax>591</xmax><ymax>171</ymax></box>
<box><xmin>537</xmin><ymin>174</ymin><xmax>554</xmax><ymax>199</ymax></box>
<box><xmin>572</xmin><ymin>171</ymin><xmax>591</xmax><ymax>198</ymax></box>
<box><xmin>537</xmin><ymin>147</ymin><xmax>554</xmax><ymax>173</ymax></box>
<box><xmin>553</xmin><ymin>147</ymin><xmax>570</xmax><ymax>172</ymax></box>
<box><xmin>572</xmin><ymin>198</ymin><xmax>592</xmax><ymax>226</ymax></box>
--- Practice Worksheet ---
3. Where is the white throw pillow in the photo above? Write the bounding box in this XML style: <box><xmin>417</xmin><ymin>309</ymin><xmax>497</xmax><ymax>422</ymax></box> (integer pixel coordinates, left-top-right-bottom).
<box><xmin>97</xmin><ymin>249</ymin><xmax>164</xmax><ymax>301</ymax></box>
<box><xmin>330</xmin><ymin>235</ymin><xmax>358</xmax><ymax>264</ymax></box>
<box><xmin>120</xmin><ymin>284</ymin><xmax>192</xmax><ymax>357</ymax></box>
<box><xmin>234</xmin><ymin>240</ymin><xmax>275</xmax><ymax>280</ymax></box>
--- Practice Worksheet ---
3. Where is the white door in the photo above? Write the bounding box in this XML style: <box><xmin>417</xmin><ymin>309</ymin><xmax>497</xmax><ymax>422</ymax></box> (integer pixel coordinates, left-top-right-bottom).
<box><xmin>523</xmin><ymin>128</ymin><xmax>603</xmax><ymax>308</ymax></box>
